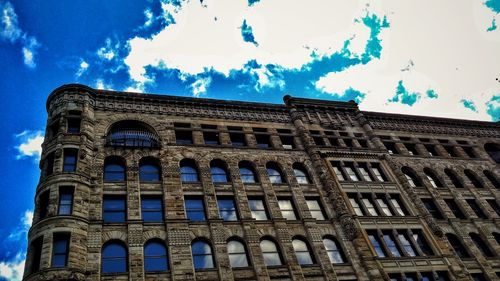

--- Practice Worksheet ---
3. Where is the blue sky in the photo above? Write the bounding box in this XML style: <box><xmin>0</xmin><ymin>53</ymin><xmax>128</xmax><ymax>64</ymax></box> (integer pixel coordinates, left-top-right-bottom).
<box><xmin>0</xmin><ymin>0</ymin><xmax>499</xmax><ymax>280</ymax></box>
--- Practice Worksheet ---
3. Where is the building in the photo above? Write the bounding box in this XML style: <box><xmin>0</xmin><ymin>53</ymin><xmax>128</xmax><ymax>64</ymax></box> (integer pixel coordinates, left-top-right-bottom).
<box><xmin>23</xmin><ymin>84</ymin><xmax>500</xmax><ymax>281</ymax></box>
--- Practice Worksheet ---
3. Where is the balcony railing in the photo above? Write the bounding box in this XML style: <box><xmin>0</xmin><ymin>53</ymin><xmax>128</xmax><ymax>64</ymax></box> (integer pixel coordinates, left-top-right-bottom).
<box><xmin>106</xmin><ymin>128</ymin><xmax>160</xmax><ymax>148</ymax></box>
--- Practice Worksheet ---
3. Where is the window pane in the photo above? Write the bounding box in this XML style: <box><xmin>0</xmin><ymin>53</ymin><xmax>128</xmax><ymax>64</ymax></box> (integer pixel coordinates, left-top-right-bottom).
<box><xmin>306</xmin><ymin>200</ymin><xmax>325</xmax><ymax>220</ymax></box>
<box><xmin>192</xmin><ymin>241</ymin><xmax>214</xmax><ymax>269</ymax></box>
<box><xmin>180</xmin><ymin>165</ymin><xmax>198</xmax><ymax>182</ymax></box>
<box><xmin>293</xmin><ymin>240</ymin><xmax>314</xmax><ymax>265</ymax></box>
<box><xmin>144</xmin><ymin>242</ymin><xmax>168</xmax><ymax>272</ymax></box>
<box><xmin>368</xmin><ymin>235</ymin><xmax>386</xmax><ymax>257</ymax></box>
<box><xmin>102</xmin><ymin>243</ymin><xmax>127</xmax><ymax>273</ymax></box>
<box><xmin>278</xmin><ymin>199</ymin><xmax>297</xmax><ymax>220</ymax></box>
<box><xmin>228</xmin><ymin>241</ymin><xmax>248</xmax><ymax>268</ymax></box>
<box><xmin>211</xmin><ymin>166</ymin><xmax>228</xmax><ymax>183</ymax></box>
<box><xmin>383</xmin><ymin>234</ymin><xmax>401</xmax><ymax>257</ymax></box>
<box><xmin>218</xmin><ymin>199</ymin><xmax>238</xmax><ymax>221</ymax></box>
<box><xmin>58</xmin><ymin>191</ymin><xmax>73</xmax><ymax>215</ymax></box>
<box><xmin>397</xmin><ymin>234</ymin><xmax>416</xmax><ymax>256</ymax></box>
<box><xmin>185</xmin><ymin>198</ymin><xmax>206</xmax><ymax>221</ymax></box>
<box><xmin>240</xmin><ymin>167</ymin><xmax>256</xmax><ymax>183</ymax></box>
<box><xmin>294</xmin><ymin>168</ymin><xmax>309</xmax><ymax>184</ymax></box>
<box><xmin>140</xmin><ymin>164</ymin><xmax>160</xmax><ymax>182</ymax></box>
<box><xmin>249</xmin><ymin>199</ymin><xmax>268</xmax><ymax>220</ymax></box>
<box><xmin>260</xmin><ymin>240</ymin><xmax>281</xmax><ymax>266</ymax></box>
<box><xmin>362</xmin><ymin>198</ymin><xmax>378</xmax><ymax>216</ymax></box>
<box><xmin>103</xmin><ymin>198</ymin><xmax>126</xmax><ymax>223</ymax></box>
<box><xmin>142</xmin><ymin>197</ymin><xmax>164</xmax><ymax>221</ymax></box>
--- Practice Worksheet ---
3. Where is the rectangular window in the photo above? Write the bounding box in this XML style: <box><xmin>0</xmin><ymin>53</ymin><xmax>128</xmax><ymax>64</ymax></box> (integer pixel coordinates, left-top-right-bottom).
<box><xmin>444</xmin><ymin>146</ymin><xmax>458</xmax><ymax>157</ymax></box>
<box><xmin>412</xmin><ymin>230</ymin><xmax>433</xmax><ymax>255</ymax></box>
<box><xmin>367</xmin><ymin>231</ymin><xmax>386</xmax><ymax>257</ymax></box>
<box><xmin>230</xmin><ymin>132</ymin><xmax>246</xmax><ymax>147</ymax></box>
<box><xmin>255</xmin><ymin>134</ymin><xmax>270</xmax><ymax>148</ymax></box>
<box><xmin>466</xmin><ymin>199</ymin><xmax>488</xmax><ymax>219</ymax></box>
<box><xmin>30</xmin><ymin>237</ymin><xmax>43</xmax><ymax>273</ymax></box>
<box><xmin>383</xmin><ymin>232</ymin><xmax>402</xmax><ymax>257</ymax></box>
<box><xmin>279</xmin><ymin>135</ymin><xmax>295</xmax><ymax>149</ymax></box>
<box><xmin>67</xmin><ymin>118</ymin><xmax>81</xmax><ymax>134</ymax></box>
<box><xmin>313</xmin><ymin>136</ymin><xmax>325</xmax><ymax>146</ymax></box>
<box><xmin>185</xmin><ymin>197</ymin><xmax>206</xmax><ymax>221</ymax></box>
<box><xmin>248</xmin><ymin>198</ymin><xmax>269</xmax><ymax>220</ymax></box>
<box><xmin>390</xmin><ymin>197</ymin><xmax>407</xmax><ymax>216</ymax></box>
<box><xmin>463</xmin><ymin>147</ymin><xmax>476</xmax><ymax>158</ymax></box>
<box><xmin>358</xmin><ymin>164</ymin><xmax>373</xmax><ymax>182</ymax></box>
<box><xmin>58</xmin><ymin>187</ymin><xmax>74</xmax><ymax>215</ymax></box>
<box><xmin>422</xmin><ymin>198</ymin><xmax>443</xmax><ymax>219</ymax></box>
<box><xmin>306</xmin><ymin>199</ymin><xmax>326</xmax><ymax>220</ymax></box>
<box><xmin>358</xmin><ymin>139</ymin><xmax>368</xmax><ymax>148</ymax></box>
<box><xmin>278</xmin><ymin>199</ymin><xmax>297</xmax><ymax>220</ymax></box>
<box><xmin>362</xmin><ymin>198</ymin><xmax>379</xmax><ymax>216</ymax></box>
<box><xmin>377</xmin><ymin>198</ymin><xmax>393</xmax><ymax>216</ymax></box>
<box><xmin>52</xmin><ymin>233</ymin><xmax>70</xmax><ymax>267</ymax></box>
<box><xmin>203</xmin><ymin>131</ymin><xmax>220</xmax><ymax>145</ymax></box>
<box><xmin>141</xmin><ymin>196</ymin><xmax>164</xmax><ymax>222</ymax></box>
<box><xmin>445</xmin><ymin>199</ymin><xmax>466</xmax><ymax>219</ymax></box>
<box><xmin>217</xmin><ymin>198</ymin><xmax>238</xmax><ymax>221</ymax></box>
<box><xmin>404</xmin><ymin>143</ymin><xmax>418</xmax><ymax>155</ymax></box>
<box><xmin>486</xmin><ymin>199</ymin><xmax>500</xmax><ymax>216</ymax></box>
<box><xmin>331</xmin><ymin>161</ymin><xmax>346</xmax><ymax>181</ymax></box>
<box><xmin>370</xmin><ymin>163</ymin><xmax>387</xmax><ymax>182</ymax></box>
<box><xmin>425</xmin><ymin>145</ymin><xmax>438</xmax><ymax>157</ymax></box>
<box><xmin>39</xmin><ymin>191</ymin><xmax>50</xmax><ymax>220</ymax></box>
<box><xmin>45</xmin><ymin>152</ymin><xmax>55</xmax><ymax>176</ymax></box>
<box><xmin>103</xmin><ymin>197</ymin><xmax>126</xmax><ymax>223</ymax></box>
<box><xmin>397</xmin><ymin>233</ymin><xmax>417</xmax><ymax>257</ymax></box>
<box><xmin>328</xmin><ymin>137</ymin><xmax>340</xmax><ymax>147</ymax></box>
<box><xmin>344</xmin><ymin>163</ymin><xmax>360</xmax><ymax>181</ymax></box>
<box><xmin>175</xmin><ymin>130</ymin><xmax>193</xmax><ymax>145</ymax></box>
<box><xmin>63</xmin><ymin>148</ymin><xmax>78</xmax><ymax>172</ymax></box>
<box><xmin>349</xmin><ymin>197</ymin><xmax>364</xmax><ymax>216</ymax></box>
<box><xmin>383</xmin><ymin>142</ymin><xmax>398</xmax><ymax>154</ymax></box>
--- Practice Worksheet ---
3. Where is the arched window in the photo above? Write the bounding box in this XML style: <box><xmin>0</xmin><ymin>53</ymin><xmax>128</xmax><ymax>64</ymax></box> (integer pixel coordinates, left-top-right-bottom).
<box><xmin>401</xmin><ymin>167</ymin><xmax>422</xmax><ymax>188</ymax></box>
<box><xmin>260</xmin><ymin>238</ymin><xmax>282</xmax><ymax>266</ymax></box>
<box><xmin>102</xmin><ymin>241</ymin><xmax>128</xmax><ymax>273</ymax></box>
<box><xmin>470</xmin><ymin>233</ymin><xmax>495</xmax><ymax>257</ymax></box>
<box><xmin>483</xmin><ymin>170</ymin><xmax>500</xmax><ymax>189</ymax></box>
<box><xmin>191</xmin><ymin>240</ymin><xmax>214</xmax><ymax>270</ymax></box>
<box><xmin>424</xmin><ymin>168</ymin><xmax>443</xmax><ymax>188</ymax></box>
<box><xmin>239</xmin><ymin>161</ymin><xmax>258</xmax><ymax>183</ymax></box>
<box><xmin>446</xmin><ymin>234</ymin><xmax>470</xmax><ymax>258</ymax></box>
<box><xmin>484</xmin><ymin>143</ymin><xmax>500</xmax><ymax>164</ymax></box>
<box><xmin>139</xmin><ymin>157</ymin><xmax>161</xmax><ymax>182</ymax></box>
<box><xmin>292</xmin><ymin>238</ymin><xmax>315</xmax><ymax>265</ymax></box>
<box><xmin>464</xmin><ymin>170</ymin><xmax>484</xmax><ymax>189</ymax></box>
<box><xmin>210</xmin><ymin>160</ymin><xmax>229</xmax><ymax>183</ymax></box>
<box><xmin>106</xmin><ymin>120</ymin><xmax>160</xmax><ymax>148</ymax></box>
<box><xmin>144</xmin><ymin>240</ymin><xmax>168</xmax><ymax>272</ymax></box>
<box><xmin>180</xmin><ymin>159</ymin><xmax>199</xmax><ymax>182</ymax></box>
<box><xmin>104</xmin><ymin>156</ymin><xmax>126</xmax><ymax>181</ymax></box>
<box><xmin>266</xmin><ymin>162</ymin><xmax>285</xmax><ymax>184</ymax></box>
<box><xmin>293</xmin><ymin>163</ymin><xmax>311</xmax><ymax>184</ymax></box>
<box><xmin>227</xmin><ymin>239</ymin><xmax>249</xmax><ymax>268</ymax></box>
<box><xmin>444</xmin><ymin>169</ymin><xmax>464</xmax><ymax>188</ymax></box>
<box><xmin>323</xmin><ymin>237</ymin><xmax>346</xmax><ymax>264</ymax></box>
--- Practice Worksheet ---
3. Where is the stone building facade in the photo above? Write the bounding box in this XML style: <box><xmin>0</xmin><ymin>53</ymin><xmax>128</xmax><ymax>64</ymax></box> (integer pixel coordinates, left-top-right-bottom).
<box><xmin>23</xmin><ymin>84</ymin><xmax>500</xmax><ymax>281</ymax></box>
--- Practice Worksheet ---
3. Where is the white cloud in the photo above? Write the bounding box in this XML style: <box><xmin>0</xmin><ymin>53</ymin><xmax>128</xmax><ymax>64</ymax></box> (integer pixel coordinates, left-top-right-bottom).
<box><xmin>1</xmin><ymin>210</ymin><xmax>33</xmax><ymax>281</ymax></box>
<box><xmin>190</xmin><ymin>76</ymin><xmax>212</xmax><ymax>97</ymax></box>
<box><xmin>15</xmin><ymin>130</ymin><xmax>44</xmax><ymax>161</ymax></box>
<box><xmin>97</xmin><ymin>38</ymin><xmax>118</xmax><ymax>61</ymax></box>
<box><xmin>0</xmin><ymin>1</ymin><xmax>21</xmax><ymax>42</ymax></box>
<box><xmin>143</xmin><ymin>8</ymin><xmax>154</xmax><ymax>27</ymax></box>
<box><xmin>76</xmin><ymin>60</ymin><xmax>89</xmax><ymax>77</ymax></box>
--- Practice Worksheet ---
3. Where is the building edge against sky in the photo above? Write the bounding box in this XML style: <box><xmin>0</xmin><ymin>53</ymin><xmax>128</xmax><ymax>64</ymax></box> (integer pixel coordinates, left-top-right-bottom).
<box><xmin>23</xmin><ymin>84</ymin><xmax>500</xmax><ymax>281</ymax></box>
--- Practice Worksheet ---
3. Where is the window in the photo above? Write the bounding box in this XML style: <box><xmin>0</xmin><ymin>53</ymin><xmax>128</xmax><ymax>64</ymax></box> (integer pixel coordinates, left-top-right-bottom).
<box><xmin>63</xmin><ymin>148</ymin><xmax>78</xmax><ymax>172</ymax></box>
<box><xmin>331</xmin><ymin>161</ymin><xmax>346</xmax><ymax>181</ymax></box>
<box><xmin>464</xmin><ymin>169</ymin><xmax>484</xmax><ymax>188</ymax></box>
<box><xmin>180</xmin><ymin>159</ymin><xmax>199</xmax><ymax>182</ymax></box>
<box><xmin>344</xmin><ymin>163</ymin><xmax>360</xmax><ymax>181</ymax></box>
<box><xmin>443</xmin><ymin>145</ymin><xmax>458</xmax><ymax>157</ymax></box>
<box><xmin>444</xmin><ymin>169</ymin><xmax>464</xmax><ymax>188</ymax></box>
<box><xmin>383</xmin><ymin>232</ymin><xmax>402</xmax><ymax>257</ymax></box>
<box><xmin>425</xmin><ymin>145</ymin><xmax>438</xmax><ymax>156</ymax></box>
<box><xmin>266</xmin><ymin>162</ymin><xmax>285</xmax><ymax>184</ymax></box>
<box><xmin>185</xmin><ymin>197</ymin><xmax>206</xmax><ymax>221</ymax></box>
<box><xmin>484</xmin><ymin>143</ymin><xmax>500</xmax><ymax>163</ymax></box>
<box><xmin>397</xmin><ymin>233</ymin><xmax>416</xmax><ymax>257</ymax></box>
<box><xmin>58</xmin><ymin>187</ymin><xmax>74</xmax><ymax>215</ymax></box>
<box><xmin>139</xmin><ymin>157</ymin><xmax>161</xmax><ymax>182</ymax></box>
<box><xmin>239</xmin><ymin>162</ymin><xmax>257</xmax><ymax>183</ymax></box>
<box><xmin>278</xmin><ymin>199</ymin><xmax>298</xmax><ymax>220</ymax></box>
<box><xmin>280</xmin><ymin>135</ymin><xmax>295</xmax><ymax>149</ymax></box>
<box><xmin>29</xmin><ymin>237</ymin><xmax>43</xmax><ymax>273</ymax></box>
<box><xmin>383</xmin><ymin>141</ymin><xmax>398</xmax><ymax>154</ymax></box>
<box><xmin>292</xmin><ymin>238</ymin><xmax>315</xmax><ymax>265</ymax></box>
<box><xmin>470</xmin><ymin>233</ymin><xmax>495</xmax><ymax>258</ymax></box>
<box><xmin>248</xmin><ymin>198</ymin><xmax>269</xmax><ymax>220</ymax></box>
<box><xmin>144</xmin><ymin>240</ymin><xmax>168</xmax><ymax>272</ymax></box>
<box><xmin>444</xmin><ymin>199</ymin><xmax>466</xmax><ymax>219</ymax></box>
<box><xmin>67</xmin><ymin>116</ymin><xmax>81</xmax><ymax>134</ymax></box>
<box><xmin>424</xmin><ymin>168</ymin><xmax>443</xmax><ymax>188</ymax></box>
<box><xmin>210</xmin><ymin>160</ymin><xmax>229</xmax><ymax>183</ymax></box>
<box><xmin>191</xmin><ymin>240</ymin><xmax>214</xmax><ymax>270</ymax></box>
<box><xmin>402</xmin><ymin>167</ymin><xmax>422</xmax><ymax>187</ymax></box>
<box><xmin>48</xmin><ymin>116</ymin><xmax>60</xmax><ymax>139</ymax></box>
<box><xmin>471</xmin><ymin>273</ymin><xmax>487</xmax><ymax>281</ymax></box>
<box><xmin>466</xmin><ymin>199</ymin><xmax>487</xmax><ymax>219</ymax></box>
<box><xmin>141</xmin><ymin>197</ymin><xmax>163</xmax><ymax>222</ymax></box>
<box><xmin>376</xmin><ymin>198</ymin><xmax>393</xmax><ymax>216</ymax></box>
<box><xmin>103</xmin><ymin>156</ymin><xmax>126</xmax><ymax>181</ymax></box>
<box><xmin>404</xmin><ymin>143</ymin><xmax>418</xmax><ymax>155</ymax></box>
<box><xmin>103</xmin><ymin>197</ymin><xmax>126</xmax><ymax>223</ymax></box>
<box><xmin>462</xmin><ymin>147</ymin><xmax>476</xmax><ymax>158</ymax></box>
<box><xmin>422</xmin><ymin>198</ymin><xmax>443</xmax><ymax>219</ymax></box>
<box><xmin>174</xmin><ymin>123</ymin><xmax>192</xmax><ymax>145</ymax></box>
<box><xmin>371</xmin><ymin>163</ymin><xmax>387</xmax><ymax>182</ymax></box>
<box><xmin>52</xmin><ymin>233</ymin><xmax>70</xmax><ymax>267</ymax></box>
<box><xmin>255</xmin><ymin>134</ymin><xmax>270</xmax><ymax>148</ymax></box>
<box><xmin>323</xmin><ymin>237</ymin><xmax>345</xmax><ymax>264</ymax></box>
<box><xmin>227</xmin><ymin>240</ymin><xmax>249</xmax><ymax>268</ymax></box>
<box><xmin>446</xmin><ymin>233</ymin><xmax>470</xmax><ymax>258</ymax></box>
<box><xmin>107</xmin><ymin>120</ymin><xmax>160</xmax><ymax>148</ymax></box>
<box><xmin>390</xmin><ymin>197</ymin><xmax>407</xmax><ymax>216</ymax></box>
<box><xmin>368</xmin><ymin>232</ymin><xmax>386</xmax><ymax>257</ymax></box>
<box><xmin>293</xmin><ymin>163</ymin><xmax>310</xmax><ymax>184</ymax></box>
<box><xmin>306</xmin><ymin>199</ymin><xmax>326</xmax><ymax>220</ymax></box>
<box><xmin>483</xmin><ymin>170</ymin><xmax>500</xmax><ymax>189</ymax></box>
<box><xmin>217</xmin><ymin>198</ymin><xmax>238</xmax><ymax>221</ymax></box>
<box><xmin>39</xmin><ymin>191</ymin><xmax>49</xmax><ymax>220</ymax></box>
<box><xmin>362</xmin><ymin>198</ymin><xmax>379</xmax><ymax>216</ymax></box>
<box><xmin>101</xmin><ymin>241</ymin><xmax>127</xmax><ymax>273</ymax></box>
<box><xmin>349</xmin><ymin>197</ymin><xmax>364</xmax><ymax>216</ymax></box>
<box><xmin>260</xmin><ymin>239</ymin><xmax>282</xmax><ymax>266</ymax></box>
<box><xmin>412</xmin><ymin>230</ymin><xmax>433</xmax><ymax>256</ymax></box>
<box><xmin>230</xmin><ymin>132</ymin><xmax>246</xmax><ymax>147</ymax></box>
<box><xmin>358</xmin><ymin>164</ymin><xmax>374</xmax><ymax>182</ymax></box>
<box><xmin>203</xmin><ymin>131</ymin><xmax>219</xmax><ymax>145</ymax></box>
<box><xmin>44</xmin><ymin>152</ymin><xmax>55</xmax><ymax>176</ymax></box>
<box><xmin>486</xmin><ymin>199</ymin><xmax>500</xmax><ymax>216</ymax></box>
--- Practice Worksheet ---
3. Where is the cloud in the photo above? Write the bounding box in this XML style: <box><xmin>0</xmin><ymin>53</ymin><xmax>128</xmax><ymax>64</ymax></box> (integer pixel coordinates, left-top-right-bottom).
<box><xmin>486</xmin><ymin>95</ymin><xmax>500</xmax><ymax>121</ymax></box>
<box><xmin>0</xmin><ymin>210</ymin><xmax>32</xmax><ymax>281</ymax></box>
<box><xmin>248</xmin><ymin>0</ymin><xmax>260</xmax><ymax>6</ymax></box>
<box><xmin>426</xmin><ymin>89</ymin><xmax>438</xmax><ymax>99</ymax></box>
<box><xmin>241</xmin><ymin>19</ymin><xmax>258</xmax><ymax>46</ymax></box>
<box><xmin>15</xmin><ymin>130</ymin><xmax>44</xmax><ymax>161</ymax></box>
<box><xmin>388</xmin><ymin>80</ymin><xmax>420</xmax><ymax>106</ymax></box>
<box><xmin>97</xmin><ymin>38</ymin><xmax>118</xmax><ymax>61</ymax></box>
<box><xmin>461</xmin><ymin>99</ymin><xmax>478</xmax><ymax>112</ymax></box>
<box><xmin>190</xmin><ymin>76</ymin><xmax>212</xmax><ymax>97</ymax></box>
<box><xmin>0</xmin><ymin>253</ymin><xmax>25</xmax><ymax>281</ymax></box>
<box><xmin>487</xmin><ymin>18</ymin><xmax>497</xmax><ymax>31</ymax></box>
<box><xmin>75</xmin><ymin>60</ymin><xmax>89</xmax><ymax>77</ymax></box>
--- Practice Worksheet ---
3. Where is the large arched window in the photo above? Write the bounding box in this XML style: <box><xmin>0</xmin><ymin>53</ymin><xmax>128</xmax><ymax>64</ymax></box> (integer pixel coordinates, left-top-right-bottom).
<box><xmin>266</xmin><ymin>162</ymin><xmax>285</xmax><ymax>184</ymax></box>
<box><xmin>445</xmin><ymin>234</ymin><xmax>470</xmax><ymax>258</ymax></box>
<box><xmin>239</xmin><ymin>161</ymin><xmax>258</xmax><ymax>183</ymax></box>
<box><xmin>401</xmin><ymin>167</ymin><xmax>422</xmax><ymax>188</ymax></box>
<box><xmin>293</xmin><ymin>163</ymin><xmax>311</xmax><ymax>184</ymax></box>
<box><xmin>483</xmin><ymin>170</ymin><xmax>500</xmax><ymax>189</ymax></box>
<box><xmin>104</xmin><ymin>156</ymin><xmax>126</xmax><ymax>181</ymax></box>
<box><xmin>227</xmin><ymin>239</ymin><xmax>249</xmax><ymax>268</ymax></box>
<box><xmin>210</xmin><ymin>159</ymin><xmax>229</xmax><ymax>183</ymax></box>
<box><xmin>484</xmin><ymin>143</ymin><xmax>500</xmax><ymax>164</ymax></box>
<box><xmin>292</xmin><ymin>238</ymin><xmax>315</xmax><ymax>265</ymax></box>
<box><xmin>191</xmin><ymin>240</ymin><xmax>215</xmax><ymax>270</ymax></box>
<box><xmin>444</xmin><ymin>169</ymin><xmax>464</xmax><ymax>188</ymax></box>
<box><xmin>423</xmin><ymin>168</ymin><xmax>443</xmax><ymax>188</ymax></box>
<box><xmin>106</xmin><ymin>120</ymin><xmax>160</xmax><ymax>148</ymax></box>
<box><xmin>464</xmin><ymin>170</ymin><xmax>484</xmax><ymax>189</ymax></box>
<box><xmin>102</xmin><ymin>241</ymin><xmax>128</xmax><ymax>273</ymax></box>
<box><xmin>470</xmin><ymin>233</ymin><xmax>495</xmax><ymax>257</ymax></box>
<box><xmin>139</xmin><ymin>157</ymin><xmax>161</xmax><ymax>182</ymax></box>
<box><xmin>144</xmin><ymin>240</ymin><xmax>168</xmax><ymax>272</ymax></box>
<box><xmin>180</xmin><ymin>159</ymin><xmax>199</xmax><ymax>183</ymax></box>
<box><xmin>323</xmin><ymin>237</ymin><xmax>346</xmax><ymax>264</ymax></box>
<box><xmin>260</xmin><ymin>238</ymin><xmax>283</xmax><ymax>266</ymax></box>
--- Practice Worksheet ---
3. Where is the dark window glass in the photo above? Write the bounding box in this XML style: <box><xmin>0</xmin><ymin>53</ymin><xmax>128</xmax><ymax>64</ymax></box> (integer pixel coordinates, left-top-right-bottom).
<box><xmin>239</xmin><ymin>165</ymin><xmax>257</xmax><ymax>183</ymax></box>
<box><xmin>292</xmin><ymin>239</ymin><xmax>314</xmax><ymax>265</ymax></box>
<box><xmin>465</xmin><ymin>170</ymin><xmax>484</xmax><ymax>188</ymax></box>
<box><xmin>255</xmin><ymin>134</ymin><xmax>270</xmax><ymax>148</ymax></box>
<box><xmin>248</xmin><ymin>198</ymin><xmax>269</xmax><ymax>220</ymax></box>
<box><xmin>425</xmin><ymin>145</ymin><xmax>438</xmax><ymax>156</ymax></box>
<box><xmin>424</xmin><ymin>168</ymin><xmax>443</xmax><ymax>188</ymax></box>
<box><xmin>323</xmin><ymin>238</ymin><xmax>345</xmax><ymax>264</ymax></box>
<box><xmin>402</xmin><ymin>167</ymin><xmax>422</xmax><ymax>187</ymax></box>
<box><xmin>463</xmin><ymin>147</ymin><xmax>476</xmax><ymax>158</ymax></box>
<box><xmin>404</xmin><ymin>143</ymin><xmax>418</xmax><ymax>155</ymax></box>
<box><xmin>30</xmin><ymin>237</ymin><xmax>43</xmax><ymax>273</ymax></box>
<box><xmin>175</xmin><ymin>130</ymin><xmax>192</xmax><ymax>144</ymax></box>
<box><xmin>203</xmin><ymin>131</ymin><xmax>219</xmax><ymax>145</ymax></box>
<box><xmin>444</xmin><ymin>169</ymin><xmax>464</xmax><ymax>188</ymax></box>
<box><xmin>39</xmin><ymin>191</ymin><xmax>50</xmax><ymax>220</ymax></box>
<box><xmin>445</xmin><ymin>199</ymin><xmax>466</xmax><ymax>219</ymax></box>
<box><xmin>230</xmin><ymin>133</ymin><xmax>246</xmax><ymax>147</ymax></box>
<box><xmin>483</xmin><ymin>170</ymin><xmax>500</xmax><ymax>189</ymax></box>
<box><xmin>422</xmin><ymin>199</ymin><xmax>443</xmax><ymax>219</ymax></box>
<box><xmin>383</xmin><ymin>142</ymin><xmax>398</xmax><ymax>154</ymax></box>
<box><xmin>484</xmin><ymin>143</ymin><xmax>500</xmax><ymax>163</ymax></box>
<box><xmin>52</xmin><ymin>233</ymin><xmax>70</xmax><ymax>267</ymax></box>
<box><xmin>180</xmin><ymin>159</ymin><xmax>199</xmax><ymax>182</ymax></box>
<box><xmin>260</xmin><ymin>239</ymin><xmax>282</xmax><ymax>266</ymax></box>
<box><xmin>382</xmin><ymin>232</ymin><xmax>402</xmax><ymax>257</ymax></box>
<box><xmin>218</xmin><ymin>198</ymin><xmax>238</xmax><ymax>221</ymax></box>
<box><xmin>63</xmin><ymin>149</ymin><xmax>78</xmax><ymax>172</ymax></box>
<box><xmin>139</xmin><ymin>158</ymin><xmax>161</xmax><ymax>182</ymax></box>
<box><xmin>144</xmin><ymin>241</ymin><xmax>168</xmax><ymax>272</ymax></box>
<box><xmin>185</xmin><ymin>197</ymin><xmax>206</xmax><ymax>221</ymax></box>
<box><xmin>58</xmin><ymin>187</ymin><xmax>73</xmax><ymax>215</ymax></box>
<box><xmin>444</xmin><ymin>145</ymin><xmax>458</xmax><ymax>157</ymax></box>
<box><xmin>313</xmin><ymin>136</ymin><xmax>325</xmax><ymax>146</ymax></box>
<box><xmin>471</xmin><ymin>273</ymin><xmax>487</xmax><ymax>281</ymax></box>
<box><xmin>210</xmin><ymin>162</ymin><xmax>229</xmax><ymax>183</ymax></box>
<box><xmin>470</xmin><ymin>233</ymin><xmax>495</xmax><ymax>257</ymax></box>
<box><xmin>343</xmin><ymin>138</ymin><xmax>353</xmax><ymax>147</ymax></box>
<box><xmin>44</xmin><ymin>152</ymin><xmax>55</xmax><ymax>176</ymax></box>
<box><xmin>102</xmin><ymin>242</ymin><xmax>127</xmax><ymax>273</ymax></box>
<box><xmin>192</xmin><ymin>240</ymin><xmax>214</xmax><ymax>269</ymax></box>
<box><xmin>446</xmin><ymin>234</ymin><xmax>470</xmax><ymax>258</ymax></box>
<box><xmin>141</xmin><ymin>197</ymin><xmax>163</xmax><ymax>222</ymax></box>
<box><xmin>487</xmin><ymin>200</ymin><xmax>500</xmax><ymax>216</ymax></box>
<box><xmin>280</xmin><ymin>135</ymin><xmax>295</xmax><ymax>149</ymax></box>
<box><xmin>103</xmin><ymin>197</ymin><xmax>126</xmax><ymax>223</ymax></box>
<box><xmin>67</xmin><ymin>118</ymin><xmax>81</xmax><ymax>134</ymax></box>
<box><xmin>412</xmin><ymin>230</ymin><xmax>433</xmax><ymax>255</ymax></box>
<box><xmin>466</xmin><ymin>200</ymin><xmax>488</xmax><ymax>219</ymax></box>
<box><xmin>227</xmin><ymin>240</ymin><xmax>249</xmax><ymax>268</ymax></box>
<box><xmin>107</xmin><ymin>121</ymin><xmax>160</xmax><ymax>148</ymax></box>
<box><xmin>104</xmin><ymin>157</ymin><xmax>126</xmax><ymax>181</ymax></box>
<box><xmin>368</xmin><ymin>232</ymin><xmax>386</xmax><ymax>257</ymax></box>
